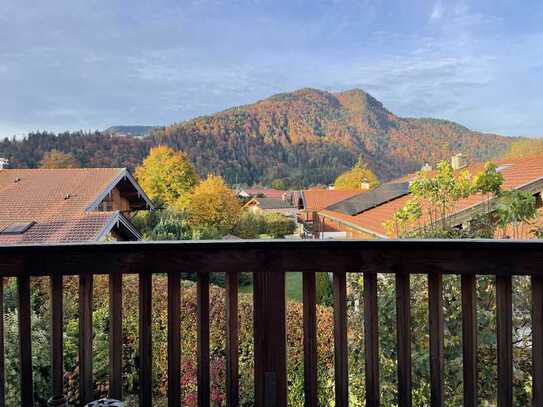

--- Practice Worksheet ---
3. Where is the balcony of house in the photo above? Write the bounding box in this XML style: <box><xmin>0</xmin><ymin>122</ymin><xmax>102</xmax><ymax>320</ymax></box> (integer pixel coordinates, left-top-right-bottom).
<box><xmin>0</xmin><ymin>239</ymin><xmax>542</xmax><ymax>406</ymax></box>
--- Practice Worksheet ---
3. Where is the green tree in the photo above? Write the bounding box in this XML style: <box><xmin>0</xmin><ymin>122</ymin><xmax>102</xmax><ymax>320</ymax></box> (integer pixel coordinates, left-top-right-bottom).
<box><xmin>148</xmin><ymin>210</ymin><xmax>191</xmax><ymax>240</ymax></box>
<box><xmin>135</xmin><ymin>145</ymin><xmax>198</xmax><ymax>208</ymax></box>
<box><xmin>263</xmin><ymin>213</ymin><xmax>296</xmax><ymax>238</ymax></box>
<box><xmin>39</xmin><ymin>149</ymin><xmax>79</xmax><ymax>168</ymax></box>
<box><xmin>271</xmin><ymin>178</ymin><xmax>288</xmax><ymax>190</ymax></box>
<box><xmin>385</xmin><ymin>160</ymin><xmax>473</xmax><ymax>237</ymax></box>
<box><xmin>233</xmin><ymin>211</ymin><xmax>266</xmax><ymax>239</ymax></box>
<box><xmin>186</xmin><ymin>175</ymin><xmax>242</xmax><ymax>238</ymax></box>
<box><xmin>496</xmin><ymin>190</ymin><xmax>537</xmax><ymax>238</ymax></box>
<box><xmin>315</xmin><ymin>272</ymin><xmax>333</xmax><ymax>305</ymax></box>
<box><xmin>334</xmin><ymin>158</ymin><xmax>379</xmax><ymax>190</ymax></box>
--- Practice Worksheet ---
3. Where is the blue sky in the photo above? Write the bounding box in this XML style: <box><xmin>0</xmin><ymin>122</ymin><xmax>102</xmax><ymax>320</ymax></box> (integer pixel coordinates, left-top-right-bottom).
<box><xmin>1</xmin><ymin>0</ymin><xmax>542</xmax><ymax>138</ymax></box>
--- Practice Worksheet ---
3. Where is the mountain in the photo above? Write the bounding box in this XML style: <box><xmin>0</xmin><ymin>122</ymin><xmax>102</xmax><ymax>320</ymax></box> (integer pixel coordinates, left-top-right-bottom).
<box><xmin>104</xmin><ymin>126</ymin><xmax>157</xmax><ymax>137</ymax></box>
<box><xmin>0</xmin><ymin>88</ymin><xmax>512</xmax><ymax>187</ymax></box>
<box><xmin>153</xmin><ymin>88</ymin><xmax>511</xmax><ymax>185</ymax></box>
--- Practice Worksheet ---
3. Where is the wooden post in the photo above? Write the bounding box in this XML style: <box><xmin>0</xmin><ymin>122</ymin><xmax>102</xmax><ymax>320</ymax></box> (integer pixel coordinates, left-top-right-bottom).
<box><xmin>253</xmin><ymin>270</ymin><xmax>287</xmax><ymax>407</ymax></box>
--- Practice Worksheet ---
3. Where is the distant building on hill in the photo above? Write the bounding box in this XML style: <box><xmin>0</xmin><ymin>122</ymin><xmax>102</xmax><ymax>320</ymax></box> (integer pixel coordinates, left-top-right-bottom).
<box><xmin>0</xmin><ymin>167</ymin><xmax>154</xmax><ymax>244</ymax></box>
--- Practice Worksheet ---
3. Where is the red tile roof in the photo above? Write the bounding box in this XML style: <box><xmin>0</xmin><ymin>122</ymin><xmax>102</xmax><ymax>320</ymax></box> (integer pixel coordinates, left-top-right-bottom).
<box><xmin>243</xmin><ymin>188</ymin><xmax>287</xmax><ymax>199</ymax></box>
<box><xmin>0</xmin><ymin>168</ymin><xmax>143</xmax><ymax>244</ymax></box>
<box><xmin>319</xmin><ymin>155</ymin><xmax>543</xmax><ymax>237</ymax></box>
<box><xmin>302</xmin><ymin>188</ymin><xmax>363</xmax><ymax>212</ymax></box>
<box><xmin>0</xmin><ymin>212</ymin><xmax>118</xmax><ymax>244</ymax></box>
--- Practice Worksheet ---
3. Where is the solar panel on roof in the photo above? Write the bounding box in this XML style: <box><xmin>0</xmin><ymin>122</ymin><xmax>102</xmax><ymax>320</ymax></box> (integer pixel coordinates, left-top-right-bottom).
<box><xmin>0</xmin><ymin>221</ymin><xmax>36</xmax><ymax>235</ymax></box>
<box><xmin>326</xmin><ymin>182</ymin><xmax>410</xmax><ymax>216</ymax></box>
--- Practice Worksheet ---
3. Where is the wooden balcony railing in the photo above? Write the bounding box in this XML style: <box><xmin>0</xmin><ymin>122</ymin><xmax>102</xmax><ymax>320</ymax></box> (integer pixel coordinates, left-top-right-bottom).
<box><xmin>0</xmin><ymin>239</ymin><xmax>542</xmax><ymax>406</ymax></box>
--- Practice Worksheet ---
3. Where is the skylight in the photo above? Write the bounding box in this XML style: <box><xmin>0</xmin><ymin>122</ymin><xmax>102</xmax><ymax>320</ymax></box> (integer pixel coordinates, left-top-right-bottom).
<box><xmin>496</xmin><ymin>164</ymin><xmax>512</xmax><ymax>172</ymax></box>
<box><xmin>0</xmin><ymin>221</ymin><xmax>35</xmax><ymax>235</ymax></box>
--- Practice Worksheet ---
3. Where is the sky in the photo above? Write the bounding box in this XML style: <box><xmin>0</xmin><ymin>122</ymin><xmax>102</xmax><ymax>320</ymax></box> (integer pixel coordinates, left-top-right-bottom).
<box><xmin>1</xmin><ymin>0</ymin><xmax>542</xmax><ymax>138</ymax></box>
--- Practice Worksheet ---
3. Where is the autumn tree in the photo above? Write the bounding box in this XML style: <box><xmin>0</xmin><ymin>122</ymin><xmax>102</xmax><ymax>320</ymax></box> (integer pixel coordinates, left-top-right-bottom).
<box><xmin>39</xmin><ymin>149</ymin><xmax>79</xmax><ymax>168</ymax></box>
<box><xmin>135</xmin><ymin>146</ymin><xmax>198</xmax><ymax>208</ymax></box>
<box><xmin>186</xmin><ymin>175</ymin><xmax>241</xmax><ymax>238</ymax></box>
<box><xmin>505</xmin><ymin>138</ymin><xmax>543</xmax><ymax>159</ymax></box>
<box><xmin>334</xmin><ymin>158</ymin><xmax>379</xmax><ymax>190</ymax></box>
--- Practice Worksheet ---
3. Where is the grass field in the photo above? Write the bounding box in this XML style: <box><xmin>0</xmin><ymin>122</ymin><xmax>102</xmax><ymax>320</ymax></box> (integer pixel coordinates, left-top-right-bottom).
<box><xmin>239</xmin><ymin>272</ymin><xmax>302</xmax><ymax>302</ymax></box>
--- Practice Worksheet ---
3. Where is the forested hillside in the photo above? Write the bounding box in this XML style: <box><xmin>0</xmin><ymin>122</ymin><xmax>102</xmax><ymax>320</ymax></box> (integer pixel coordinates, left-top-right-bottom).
<box><xmin>0</xmin><ymin>88</ymin><xmax>512</xmax><ymax>186</ymax></box>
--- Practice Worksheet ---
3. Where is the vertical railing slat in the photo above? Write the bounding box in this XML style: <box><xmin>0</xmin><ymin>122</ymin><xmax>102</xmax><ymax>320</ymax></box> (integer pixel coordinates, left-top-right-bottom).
<box><xmin>533</xmin><ymin>275</ymin><xmax>543</xmax><ymax>407</ymax></box>
<box><xmin>303</xmin><ymin>272</ymin><xmax>318</xmax><ymax>407</ymax></box>
<box><xmin>226</xmin><ymin>271</ymin><xmax>239</xmax><ymax>407</ymax></box>
<box><xmin>428</xmin><ymin>273</ymin><xmax>444</xmax><ymax>407</ymax></box>
<box><xmin>364</xmin><ymin>271</ymin><xmax>379</xmax><ymax>407</ymax></box>
<box><xmin>109</xmin><ymin>272</ymin><xmax>123</xmax><ymax>400</ymax></box>
<box><xmin>197</xmin><ymin>272</ymin><xmax>210</xmax><ymax>407</ymax></box>
<box><xmin>496</xmin><ymin>275</ymin><xmax>513</xmax><ymax>407</ymax></box>
<box><xmin>333</xmin><ymin>271</ymin><xmax>348</xmax><ymax>407</ymax></box>
<box><xmin>0</xmin><ymin>277</ymin><xmax>5</xmax><ymax>407</ymax></box>
<box><xmin>50</xmin><ymin>274</ymin><xmax>64</xmax><ymax>398</ymax></box>
<box><xmin>396</xmin><ymin>273</ymin><xmax>411</xmax><ymax>407</ymax></box>
<box><xmin>461</xmin><ymin>274</ymin><xmax>477</xmax><ymax>407</ymax></box>
<box><xmin>139</xmin><ymin>271</ymin><xmax>153</xmax><ymax>406</ymax></box>
<box><xmin>167</xmin><ymin>272</ymin><xmax>181</xmax><ymax>407</ymax></box>
<box><xmin>253</xmin><ymin>269</ymin><xmax>287</xmax><ymax>406</ymax></box>
<box><xmin>18</xmin><ymin>275</ymin><xmax>33</xmax><ymax>406</ymax></box>
<box><xmin>79</xmin><ymin>272</ymin><xmax>94</xmax><ymax>404</ymax></box>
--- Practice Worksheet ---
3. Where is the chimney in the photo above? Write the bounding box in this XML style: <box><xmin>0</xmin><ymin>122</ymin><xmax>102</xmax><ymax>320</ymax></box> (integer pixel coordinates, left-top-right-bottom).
<box><xmin>0</xmin><ymin>158</ymin><xmax>8</xmax><ymax>170</ymax></box>
<box><xmin>421</xmin><ymin>163</ymin><xmax>432</xmax><ymax>172</ymax></box>
<box><xmin>451</xmin><ymin>153</ymin><xmax>467</xmax><ymax>170</ymax></box>
<box><xmin>360</xmin><ymin>179</ymin><xmax>371</xmax><ymax>190</ymax></box>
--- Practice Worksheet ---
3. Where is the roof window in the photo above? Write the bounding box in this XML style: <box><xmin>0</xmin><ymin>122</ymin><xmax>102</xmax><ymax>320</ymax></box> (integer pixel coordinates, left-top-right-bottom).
<box><xmin>496</xmin><ymin>164</ymin><xmax>512</xmax><ymax>172</ymax></box>
<box><xmin>0</xmin><ymin>221</ymin><xmax>36</xmax><ymax>235</ymax></box>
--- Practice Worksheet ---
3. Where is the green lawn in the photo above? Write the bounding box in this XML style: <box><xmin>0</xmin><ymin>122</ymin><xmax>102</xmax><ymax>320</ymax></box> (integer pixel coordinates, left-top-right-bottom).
<box><xmin>238</xmin><ymin>272</ymin><xmax>302</xmax><ymax>302</ymax></box>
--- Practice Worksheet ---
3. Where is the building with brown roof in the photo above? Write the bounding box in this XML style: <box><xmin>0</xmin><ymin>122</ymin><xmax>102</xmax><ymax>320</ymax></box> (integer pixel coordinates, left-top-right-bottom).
<box><xmin>243</xmin><ymin>197</ymin><xmax>298</xmax><ymax>218</ymax></box>
<box><xmin>0</xmin><ymin>168</ymin><xmax>154</xmax><ymax>244</ymax></box>
<box><xmin>313</xmin><ymin>156</ymin><xmax>543</xmax><ymax>239</ymax></box>
<box><xmin>298</xmin><ymin>188</ymin><xmax>363</xmax><ymax>223</ymax></box>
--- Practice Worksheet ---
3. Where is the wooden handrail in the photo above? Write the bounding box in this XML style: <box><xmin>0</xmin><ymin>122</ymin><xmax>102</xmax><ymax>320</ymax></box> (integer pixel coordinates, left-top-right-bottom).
<box><xmin>0</xmin><ymin>239</ymin><xmax>542</xmax><ymax>406</ymax></box>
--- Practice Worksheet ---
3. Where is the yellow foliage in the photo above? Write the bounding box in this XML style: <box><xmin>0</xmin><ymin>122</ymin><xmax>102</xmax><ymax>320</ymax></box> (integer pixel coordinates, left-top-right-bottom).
<box><xmin>135</xmin><ymin>146</ymin><xmax>198</xmax><ymax>207</ymax></box>
<box><xmin>334</xmin><ymin>160</ymin><xmax>379</xmax><ymax>190</ymax></box>
<box><xmin>186</xmin><ymin>175</ymin><xmax>241</xmax><ymax>237</ymax></box>
<box><xmin>39</xmin><ymin>149</ymin><xmax>79</xmax><ymax>168</ymax></box>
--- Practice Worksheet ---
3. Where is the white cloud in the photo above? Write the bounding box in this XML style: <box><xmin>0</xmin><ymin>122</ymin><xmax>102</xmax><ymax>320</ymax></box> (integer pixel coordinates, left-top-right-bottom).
<box><xmin>430</xmin><ymin>1</ymin><xmax>444</xmax><ymax>21</ymax></box>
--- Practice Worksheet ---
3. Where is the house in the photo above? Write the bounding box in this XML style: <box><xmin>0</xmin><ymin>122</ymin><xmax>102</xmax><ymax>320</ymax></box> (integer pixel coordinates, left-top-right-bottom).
<box><xmin>243</xmin><ymin>197</ymin><xmax>298</xmax><ymax>218</ymax></box>
<box><xmin>237</xmin><ymin>187</ymin><xmax>288</xmax><ymax>199</ymax></box>
<box><xmin>0</xmin><ymin>167</ymin><xmax>154</xmax><ymax>244</ymax></box>
<box><xmin>313</xmin><ymin>155</ymin><xmax>543</xmax><ymax>239</ymax></box>
<box><xmin>298</xmin><ymin>188</ymin><xmax>364</xmax><ymax>223</ymax></box>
